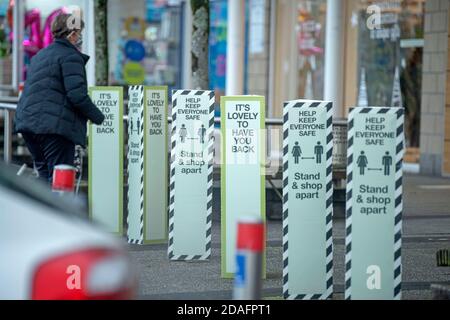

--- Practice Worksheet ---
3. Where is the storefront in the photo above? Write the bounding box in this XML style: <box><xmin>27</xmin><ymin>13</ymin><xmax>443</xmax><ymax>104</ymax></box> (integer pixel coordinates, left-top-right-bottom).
<box><xmin>2</xmin><ymin>0</ymin><xmax>447</xmax><ymax>174</ymax></box>
<box><xmin>0</xmin><ymin>0</ymin><xmax>260</xmax><ymax>98</ymax></box>
<box><xmin>356</xmin><ymin>0</ymin><xmax>424</xmax><ymax>164</ymax></box>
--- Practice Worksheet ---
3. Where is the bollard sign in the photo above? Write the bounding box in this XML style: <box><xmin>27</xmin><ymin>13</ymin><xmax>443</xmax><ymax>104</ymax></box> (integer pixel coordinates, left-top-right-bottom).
<box><xmin>88</xmin><ymin>87</ymin><xmax>124</xmax><ymax>235</ymax></box>
<box><xmin>127</xmin><ymin>86</ymin><xmax>145</xmax><ymax>244</ymax></box>
<box><xmin>127</xmin><ymin>86</ymin><xmax>168</xmax><ymax>245</ymax></box>
<box><xmin>168</xmin><ymin>90</ymin><xmax>215</xmax><ymax>260</ymax></box>
<box><xmin>345</xmin><ymin>107</ymin><xmax>404</xmax><ymax>300</ymax></box>
<box><xmin>145</xmin><ymin>86</ymin><xmax>169</xmax><ymax>243</ymax></box>
<box><xmin>282</xmin><ymin>100</ymin><xmax>334</xmax><ymax>300</ymax></box>
<box><xmin>221</xmin><ymin>96</ymin><xmax>266</xmax><ymax>278</ymax></box>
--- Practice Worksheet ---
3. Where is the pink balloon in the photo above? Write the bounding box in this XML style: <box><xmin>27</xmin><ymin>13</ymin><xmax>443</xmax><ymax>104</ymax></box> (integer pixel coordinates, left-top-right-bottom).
<box><xmin>7</xmin><ymin>0</ymin><xmax>14</xmax><ymax>42</ymax></box>
<box><xmin>10</xmin><ymin>7</ymin><xmax>69</xmax><ymax>54</ymax></box>
<box><xmin>23</xmin><ymin>9</ymin><xmax>43</xmax><ymax>58</ymax></box>
<box><xmin>7</xmin><ymin>6</ymin><xmax>71</xmax><ymax>78</ymax></box>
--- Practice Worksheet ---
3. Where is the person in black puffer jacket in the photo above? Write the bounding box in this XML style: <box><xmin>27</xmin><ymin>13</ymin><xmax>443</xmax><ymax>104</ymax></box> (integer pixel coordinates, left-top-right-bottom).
<box><xmin>15</xmin><ymin>13</ymin><xmax>105</xmax><ymax>183</ymax></box>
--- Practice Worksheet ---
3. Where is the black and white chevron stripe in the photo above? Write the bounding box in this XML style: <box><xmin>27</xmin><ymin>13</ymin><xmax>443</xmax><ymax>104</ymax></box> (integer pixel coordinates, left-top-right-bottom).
<box><xmin>282</xmin><ymin>102</ymin><xmax>289</xmax><ymax>298</ymax></box>
<box><xmin>394</xmin><ymin>108</ymin><xmax>404</xmax><ymax>300</ymax></box>
<box><xmin>168</xmin><ymin>90</ymin><xmax>215</xmax><ymax>261</ymax></box>
<box><xmin>127</xmin><ymin>85</ymin><xmax>145</xmax><ymax>245</ymax></box>
<box><xmin>205</xmin><ymin>91</ymin><xmax>215</xmax><ymax>260</ymax></box>
<box><xmin>344</xmin><ymin>108</ymin><xmax>355</xmax><ymax>300</ymax></box>
<box><xmin>325</xmin><ymin>101</ymin><xmax>334</xmax><ymax>300</ymax></box>
<box><xmin>345</xmin><ymin>107</ymin><xmax>404</xmax><ymax>300</ymax></box>
<box><xmin>282</xmin><ymin>100</ymin><xmax>333</xmax><ymax>300</ymax></box>
<box><xmin>168</xmin><ymin>90</ymin><xmax>177</xmax><ymax>258</ymax></box>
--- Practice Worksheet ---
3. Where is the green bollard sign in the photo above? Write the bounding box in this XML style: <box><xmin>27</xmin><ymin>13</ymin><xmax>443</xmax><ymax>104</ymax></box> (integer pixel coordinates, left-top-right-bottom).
<box><xmin>127</xmin><ymin>86</ymin><xmax>169</xmax><ymax>245</ymax></box>
<box><xmin>221</xmin><ymin>96</ymin><xmax>266</xmax><ymax>278</ymax></box>
<box><xmin>145</xmin><ymin>86</ymin><xmax>169</xmax><ymax>243</ymax></box>
<box><xmin>168</xmin><ymin>90</ymin><xmax>215</xmax><ymax>260</ymax></box>
<box><xmin>88</xmin><ymin>87</ymin><xmax>124</xmax><ymax>235</ymax></box>
<box><xmin>282</xmin><ymin>100</ymin><xmax>334</xmax><ymax>300</ymax></box>
<box><xmin>345</xmin><ymin>107</ymin><xmax>404</xmax><ymax>300</ymax></box>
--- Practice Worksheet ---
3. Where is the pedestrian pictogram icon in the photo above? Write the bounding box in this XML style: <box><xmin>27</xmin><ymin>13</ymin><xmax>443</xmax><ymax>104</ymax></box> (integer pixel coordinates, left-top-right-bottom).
<box><xmin>292</xmin><ymin>142</ymin><xmax>302</xmax><ymax>164</ymax></box>
<box><xmin>129</xmin><ymin>117</ymin><xmax>141</xmax><ymax>135</ymax></box>
<box><xmin>198</xmin><ymin>124</ymin><xmax>206</xmax><ymax>144</ymax></box>
<box><xmin>179</xmin><ymin>124</ymin><xmax>188</xmax><ymax>143</ymax></box>
<box><xmin>357</xmin><ymin>151</ymin><xmax>368</xmax><ymax>175</ymax></box>
<box><xmin>382</xmin><ymin>152</ymin><xmax>393</xmax><ymax>176</ymax></box>
<box><xmin>315</xmin><ymin>142</ymin><xmax>324</xmax><ymax>164</ymax></box>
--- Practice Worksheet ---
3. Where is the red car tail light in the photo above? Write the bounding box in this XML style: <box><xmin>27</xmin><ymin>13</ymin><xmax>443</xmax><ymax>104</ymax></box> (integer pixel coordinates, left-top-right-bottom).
<box><xmin>31</xmin><ymin>248</ymin><xmax>136</xmax><ymax>300</ymax></box>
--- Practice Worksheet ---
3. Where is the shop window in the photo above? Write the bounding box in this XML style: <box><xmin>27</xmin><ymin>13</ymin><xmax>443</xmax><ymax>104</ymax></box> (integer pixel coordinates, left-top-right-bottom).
<box><xmin>273</xmin><ymin>0</ymin><xmax>327</xmax><ymax>117</ymax></box>
<box><xmin>108</xmin><ymin>0</ymin><xmax>183</xmax><ymax>93</ymax></box>
<box><xmin>356</xmin><ymin>0</ymin><xmax>424</xmax><ymax>162</ymax></box>
<box><xmin>295</xmin><ymin>1</ymin><xmax>326</xmax><ymax>100</ymax></box>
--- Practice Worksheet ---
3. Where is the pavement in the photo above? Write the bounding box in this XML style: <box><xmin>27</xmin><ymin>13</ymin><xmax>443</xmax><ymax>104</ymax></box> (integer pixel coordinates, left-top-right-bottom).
<box><xmin>127</xmin><ymin>174</ymin><xmax>450</xmax><ymax>300</ymax></box>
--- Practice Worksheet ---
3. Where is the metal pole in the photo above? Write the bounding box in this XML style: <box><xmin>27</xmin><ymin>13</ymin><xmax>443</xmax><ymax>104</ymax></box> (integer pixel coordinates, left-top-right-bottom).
<box><xmin>267</xmin><ymin>0</ymin><xmax>277</xmax><ymax>112</ymax></box>
<box><xmin>12</xmin><ymin>0</ymin><xmax>20</xmax><ymax>91</ymax></box>
<box><xmin>226</xmin><ymin>0</ymin><xmax>246</xmax><ymax>95</ymax></box>
<box><xmin>85</xmin><ymin>0</ymin><xmax>97</xmax><ymax>86</ymax></box>
<box><xmin>324</xmin><ymin>0</ymin><xmax>345</xmax><ymax>118</ymax></box>
<box><xmin>12</xmin><ymin>0</ymin><xmax>24</xmax><ymax>92</ymax></box>
<box><xmin>182</xmin><ymin>0</ymin><xmax>193</xmax><ymax>89</ymax></box>
<box><xmin>266</xmin><ymin>0</ymin><xmax>277</xmax><ymax>164</ymax></box>
<box><xmin>4</xmin><ymin>110</ymin><xmax>13</xmax><ymax>164</ymax></box>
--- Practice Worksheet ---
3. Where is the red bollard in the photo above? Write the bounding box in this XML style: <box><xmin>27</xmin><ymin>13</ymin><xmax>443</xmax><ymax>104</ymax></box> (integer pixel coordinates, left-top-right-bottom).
<box><xmin>233</xmin><ymin>216</ymin><xmax>265</xmax><ymax>300</ymax></box>
<box><xmin>52</xmin><ymin>165</ymin><xmax>76</xmax><ymax>194</ymax></box>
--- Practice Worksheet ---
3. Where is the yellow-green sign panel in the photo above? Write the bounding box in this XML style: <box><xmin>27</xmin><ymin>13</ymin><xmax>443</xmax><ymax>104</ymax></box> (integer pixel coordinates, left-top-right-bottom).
<box><xmin>145</xmin><ymin>87</ymin><xmax>169</xmax><ymax>244</ymax></box>
<box><xmin>88</xmin><ymin>87</ymin><xmax>124</xmax><ymax>235</ymax></box>
<box><xmin>221</xmin><ymin>96</ymin><xmax>266</xmax><ymax>278</ymax></box>
<box><xmin>345</xmin><ymin>107</ymin><xmax>404</xmax><ymax>300</ymax></box>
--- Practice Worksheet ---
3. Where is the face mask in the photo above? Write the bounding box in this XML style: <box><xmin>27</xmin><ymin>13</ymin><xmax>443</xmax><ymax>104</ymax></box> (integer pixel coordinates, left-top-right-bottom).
<box><xmin>67</xmin><ymin>31</ymin><xmax>83</xmax><ymax>50</ymax></box>
<box><xmin>74</xmin><ymin>33</ymin><xmax>83</xmax><ymax>50</ymax></box>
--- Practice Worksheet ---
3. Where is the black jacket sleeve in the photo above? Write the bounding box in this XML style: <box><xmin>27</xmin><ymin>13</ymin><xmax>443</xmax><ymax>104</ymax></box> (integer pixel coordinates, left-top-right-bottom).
<box><xmin>61</xmin><ymin>53</ymin><xmax>105</xmax><ymax>125</ymax></box>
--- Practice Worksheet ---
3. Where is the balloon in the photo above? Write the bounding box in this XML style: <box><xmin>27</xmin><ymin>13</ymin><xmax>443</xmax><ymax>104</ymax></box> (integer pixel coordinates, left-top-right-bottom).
<box><xmin>7</xmin><ymin>0</ymin><xmax>13</xmax><ymax>41</ymax></box>
<box><xmin>8</xmin><ymin>6</ymin><xmax>69</xmax><ymax>51</ymax></box>
<box><xmin>23</xmin><ymin>9</ymin><xmax>42</xmax><ymax>58</ymax></box>
<box><xmin>6</xmin><ymin>5</ymin><xmax>69</xmax><ymax>78</ymax></box>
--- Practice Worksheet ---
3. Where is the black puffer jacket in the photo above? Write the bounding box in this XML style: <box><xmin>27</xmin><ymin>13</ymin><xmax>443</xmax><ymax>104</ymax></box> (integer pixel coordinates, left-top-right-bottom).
<box><xmin>15</xmin><ymin>38</ymin><xmax>105</xmax><ymax>146</ymax></box>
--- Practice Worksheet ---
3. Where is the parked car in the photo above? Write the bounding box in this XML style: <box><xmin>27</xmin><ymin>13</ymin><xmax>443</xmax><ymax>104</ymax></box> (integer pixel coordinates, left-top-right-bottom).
<box><xmin>0</xmin><ymin>163</ymin><xmax>136</xmax><ymax>300</ymax></box>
